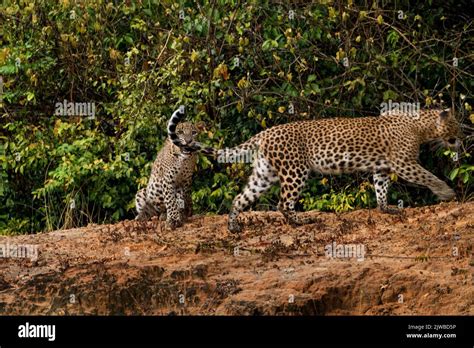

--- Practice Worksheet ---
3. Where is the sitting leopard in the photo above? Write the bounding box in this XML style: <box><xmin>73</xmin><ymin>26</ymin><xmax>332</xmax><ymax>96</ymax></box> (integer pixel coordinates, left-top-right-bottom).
<box><xmin>135</xmin><ymin>107</ymin><xmax>199</xmax><ymax>229</ymax></box>
<box><xmin>169</xmin><ymin>108</ymin><xmax>462</xmax><ymax>233</ymax></box>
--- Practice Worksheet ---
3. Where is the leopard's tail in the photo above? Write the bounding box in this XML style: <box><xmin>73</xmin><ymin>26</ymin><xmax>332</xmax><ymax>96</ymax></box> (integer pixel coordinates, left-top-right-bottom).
<box><xmin>167</xmin><ymin>106</ymin><xmax>261</xmax><ymax>158</ymax></box>
<box><xmin>167</xmin><ymin>106</ymin><xmax>186</xmax><ymax>147</ymax></box>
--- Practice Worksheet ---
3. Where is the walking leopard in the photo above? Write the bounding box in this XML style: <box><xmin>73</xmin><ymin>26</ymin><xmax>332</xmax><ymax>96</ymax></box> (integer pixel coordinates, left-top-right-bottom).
<box><xmin>169</xmin><ymin>108</ymin><xmax>462</xmax><ymax>233</ymax></box>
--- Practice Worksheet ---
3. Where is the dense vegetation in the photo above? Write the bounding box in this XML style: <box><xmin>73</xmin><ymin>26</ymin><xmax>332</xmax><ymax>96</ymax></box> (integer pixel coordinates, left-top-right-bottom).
<box><xmin>1</xmin><ymin>0</ymin><xmax>472</xmax><ymax>234</ymax></box>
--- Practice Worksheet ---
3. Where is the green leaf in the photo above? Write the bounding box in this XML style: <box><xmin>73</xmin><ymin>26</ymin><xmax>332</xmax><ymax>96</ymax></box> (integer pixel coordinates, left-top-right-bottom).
<box><xmin>0</xmin><ymin>64</ymin><xmax>16</xmax><ymax>74</ymax></box>
<box><xmin>124</xmin><ymin>35</ymin><xmax>134</xmax><ymax>45</ymax></box>
<box><xmin>449</xmin><ymin>168</ymin><xmax>459</xmax><ymax>181</ymax></box>
<box><xmin>462</xmin><ymin>172</ymin><xmax>469</xmax><ymax>184</ymax></box>
<box><xmin>262</xmin><ymin>39</ymin><xmax>278</xmax><ymax>51</ymax></box>
<box><xmin>383</xmin><ymin>90</ymin><xmax>399</xmax><ymax>101</ymax></box>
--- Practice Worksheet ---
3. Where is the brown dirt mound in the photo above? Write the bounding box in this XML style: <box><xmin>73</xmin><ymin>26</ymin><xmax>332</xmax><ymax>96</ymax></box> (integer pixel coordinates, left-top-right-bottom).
<box><xmin>0</xmin><ymin>202</ymin><xmax>472</xmax><ymax>315</ymax></box>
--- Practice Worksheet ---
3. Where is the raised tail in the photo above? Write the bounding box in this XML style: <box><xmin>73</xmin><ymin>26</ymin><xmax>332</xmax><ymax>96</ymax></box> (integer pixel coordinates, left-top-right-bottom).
<box><xmin>167</xmin><ymin>106</ymin><xmax>261</xmax><ymax>159</ymax></box>
<box><xmin>167</xmin><ymin>105</ymin><xmax>186</xmax><ymax>147</ymax></box>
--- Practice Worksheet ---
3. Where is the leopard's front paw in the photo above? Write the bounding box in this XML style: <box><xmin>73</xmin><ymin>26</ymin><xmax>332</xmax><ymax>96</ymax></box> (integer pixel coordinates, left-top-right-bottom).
<box><xmin>228</xmin><ymin>219</ymin><xmax>243</xmax><ymax>234</ymax></box>
<box><xmin>165</xmin><ymin>218</ymin><xmax>183</xmax><ymax>230</ymax></box>
<box><xmin>135</xmin><ymin>212</ymin><xmax>150</xmax><ymax>221</ymax></box>
<box><xmin>437</xmin><ymin>188</ymin><xmax>456</xmax><ymax>201</ymax></box>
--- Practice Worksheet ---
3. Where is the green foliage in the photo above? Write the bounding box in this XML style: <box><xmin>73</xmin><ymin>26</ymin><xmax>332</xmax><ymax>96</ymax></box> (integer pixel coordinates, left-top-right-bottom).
<box><xmin>449</xmin><ymin>164</ymin><xmax>474</xmax><ymax>184</ymax></box>
<box><xmin>0</xmin><ymin>0</ymin><xmax>472</xmax><ymax>234</ymax></box>
<box><xmin>301</xmin><ymin>181</ymin><xmax>376</xmax><ymax>213</ymax></box>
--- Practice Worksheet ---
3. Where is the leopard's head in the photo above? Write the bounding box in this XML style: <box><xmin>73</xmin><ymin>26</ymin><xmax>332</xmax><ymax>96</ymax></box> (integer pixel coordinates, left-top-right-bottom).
<box><xmin>174</xmin><ymin>122</ymin><xmax>199</xmax><ymax>147</ymax></box>
<box><xmin>421</xmin><ymin>108</ymin><xmax>463</xmax><ymax>149</ymax></box>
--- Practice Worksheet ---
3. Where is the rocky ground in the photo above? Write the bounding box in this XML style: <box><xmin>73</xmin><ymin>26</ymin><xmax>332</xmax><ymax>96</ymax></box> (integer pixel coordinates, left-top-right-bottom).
<box><xmin>0</xmin><ymin>202</ymin><xmax>472</xmax><ymax>315</ymax></box>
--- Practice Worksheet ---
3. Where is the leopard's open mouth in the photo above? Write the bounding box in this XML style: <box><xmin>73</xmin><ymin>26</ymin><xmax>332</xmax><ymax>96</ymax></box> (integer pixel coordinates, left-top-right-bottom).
<box><xmin>446</xmin><ymin>137</ymin><xmax>461</xmax><ymax>149</ymax></box>
<box><xmin>429</xmin><ymin>138</ymin><xmax>460</xmax><ymax>152</ymax></box>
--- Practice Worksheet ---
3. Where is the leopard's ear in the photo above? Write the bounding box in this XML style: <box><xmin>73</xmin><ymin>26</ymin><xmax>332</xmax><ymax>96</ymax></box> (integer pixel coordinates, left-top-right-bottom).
<box><xmin>195</xmin><ymin>121</ymin><xmax>206</xmax><ymax>131</ymax></box>
<box><xmin>440</xmin><ymin>108</ymin><xmax>451</xmax><ymax>120</ymax></box>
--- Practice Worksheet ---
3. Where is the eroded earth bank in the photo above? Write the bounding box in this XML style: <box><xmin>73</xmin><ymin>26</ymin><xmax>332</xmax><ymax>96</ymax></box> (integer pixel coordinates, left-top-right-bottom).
<box><xmin>0</xmin><ymin>202</ymin><xmax>472</xmax><ymax>315</ymax></box>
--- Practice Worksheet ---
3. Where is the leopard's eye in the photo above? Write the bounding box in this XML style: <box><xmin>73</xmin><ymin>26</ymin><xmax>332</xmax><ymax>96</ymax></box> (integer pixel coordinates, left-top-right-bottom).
<box><xmin>176</xmin><ymin>130</ymin><xmax>183</xmax><ymax>135</ymax></box>
<box><xmin>192</xmin><ymin>130</ymin><xmax>198</xmax><ymax>136</ymax></box>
